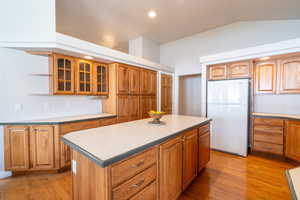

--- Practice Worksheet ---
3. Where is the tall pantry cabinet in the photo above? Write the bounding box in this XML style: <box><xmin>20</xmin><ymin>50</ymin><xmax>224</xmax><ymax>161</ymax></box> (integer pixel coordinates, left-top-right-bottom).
<box><xmin>102</xmin><ymin>63</ymin><xmax>157</xmax><ymax>122</ymax></box>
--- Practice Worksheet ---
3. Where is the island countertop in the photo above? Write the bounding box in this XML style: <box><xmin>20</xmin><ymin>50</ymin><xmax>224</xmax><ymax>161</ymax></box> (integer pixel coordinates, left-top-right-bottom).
<box><xmin>0</xmin><ymin>113</ymin><xmax>117</xmax><ymax>125</ymax></box>
<box><xmin>62</xmin><ymin>115</ymin><xmax>211</xmax><ymax>167</ymax></box>
<box><xmin>286</xmin><ymin>167</ymin><xmax>300</xmax><ymax>200</ymax></box>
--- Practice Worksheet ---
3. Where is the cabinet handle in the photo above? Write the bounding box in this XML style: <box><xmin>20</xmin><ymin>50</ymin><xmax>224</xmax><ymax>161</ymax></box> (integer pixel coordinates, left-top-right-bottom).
<box><xmin>132</xmin><ymin>179</ymin><xmax>145</xmax><ymax>188</ymax></box>
<box><xmin>132</xmin><ymin>160</ymin><xmax>145</xmax><ymax>168</ymax></box>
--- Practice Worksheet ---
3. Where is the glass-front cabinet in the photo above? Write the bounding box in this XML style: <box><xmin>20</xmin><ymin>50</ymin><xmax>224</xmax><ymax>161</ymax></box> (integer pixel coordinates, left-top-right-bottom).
<box><xmin>93</xmin><ymin>62</ymin><xmax>109</xmax><ymax>95</ymax></box>
<box><xmin>76</xmin><ymin>60</ymin><xmax>93</xmax><ymax>95</ymax></box>
<box><xmin>52</xmin><ymin>54</ymin><xmax>75</xmax><ymax>94</ymax></box>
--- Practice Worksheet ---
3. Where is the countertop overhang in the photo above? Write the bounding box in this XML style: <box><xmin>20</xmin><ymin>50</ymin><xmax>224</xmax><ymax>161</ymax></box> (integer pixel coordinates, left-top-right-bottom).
<box><xmin>252</xmin><ymin>112</ymin><xmax>300</xmax><ymax>121</ymax></box>
<box><xmin>0</xmin><ymin>113</ymin><xmax>117</xmax><ymax>125</ymax></box>
<box><xmin>61</xmin><ymin>115</ymin><xmax>211</xmax><ymax>168</ymax></box>
<box><xmin>286</xmin><ymin>167</ymin><xmax>300</xmax><ymax>200</ymax></box>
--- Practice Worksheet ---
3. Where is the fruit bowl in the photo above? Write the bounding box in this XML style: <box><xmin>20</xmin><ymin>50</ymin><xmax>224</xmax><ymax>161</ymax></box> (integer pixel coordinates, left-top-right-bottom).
<box><xmin>148</xmin><ymin>111</ymin><xmax>165</xmax><ymax>124</ymax></box>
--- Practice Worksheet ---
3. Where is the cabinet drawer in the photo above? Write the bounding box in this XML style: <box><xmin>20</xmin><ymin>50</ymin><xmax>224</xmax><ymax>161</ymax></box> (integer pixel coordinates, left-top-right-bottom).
<box><xmin>253</xmin><ymin>118</ymin><xmax>284</xmax><ymax>127</ymax></box>
<box><xmin>253</xmin><ymin>130</ymin><xmax>283</xmax><ymax>145</ymax></box>
<box><xmin>130</xmin><ymin>181</ymin><xmax>156</xmax><ymax>200</ymax></box>
<box><xmin>253</xmin><ymin>141</ymin><xmax>283</xmax><ymax>155</ymax></box>
<box><xmin>199</xmin><ymin>124</ymin><xmax>210</xmax><ymax>135</ymax></box>
<box><xmin>111</xmin><ymin>147</ymin><xmax>158</xmax><ymax>187</ymax></box>
<box><xmin>60</xmin><ymin>119</ymin><xmax>100</xmax><ymax>134</ymax></box>
<box><xmin>253</xmin><ymin>125</ymin><xmax>283</xmax><ymax>134</ymax></box>
<box><xmin>100</xmin><ymin>117</ymin><xmax>116</xmax><ymax>127</ymax></box>
<box><xmin>112</xmin><ymin>165</ymin><xmax>157</xmax><ymax>200</ymax></box>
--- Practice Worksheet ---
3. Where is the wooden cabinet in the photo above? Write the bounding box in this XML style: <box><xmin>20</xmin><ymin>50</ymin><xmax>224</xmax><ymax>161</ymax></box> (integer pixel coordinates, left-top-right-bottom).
<box><xmin>285</xmin><ymin>120</ymin><xmax>300</xmax><ymax>162</ymax></box>
<box><xmin>30</xmin><ymin>126</ymin><xmax>55</xmax><ymax>170</ymax></box>
<box><xmin>254</xmin><ymin>61</ymin><xmax>277</xmax><ymax>94</ymax></box>
<box><xmin>128</xmin><ymin>95</ymin><xmax>140</xmax><ymax>121</ymax></box>
<box><xmin>4</xmin><ymin>126</ymin><xmax>30</xmax><ymax>171</ymax></box>
<box><xmin>117</xmin><ymin>95</ymin><xmax>129</xmax><ymax>123</ymax></box>
<box><xmin>140</xmin><ymin>69</ymin><xmax>157</xmax><ymax>95</ymax></box>
<box><xmin>130</xmin><ymin>181</ymin><xmax>156</xmax><ymax>200</ymax></box>
<box><xmin>208</xmin><ymin>65</ymin><xmax>227</xmax><ymax>80</ymax></box>
<box><xmin>93</xmin><ymin>62</ymin><xmax>109</xmax><ymax>95</ymax></box>
<box><xmin>51</xmin><ymin>54</ymin><xmax>75</xmax><ymax>95</ymax></box>
<box><xmin>159</xmin><ymin>136</ymin><xmax>183</xmax><ymax>200</ymax></box>
<box><xmin>60</xmin><ymin>141</ymin><xmax>71</xmax><ymax>168</ymax></box>
<box><xmin>279</xmin><ymin>57</ymin><xmax>300</xmax><ymax>94</ymax></box>
<box><xmin>76</xmin><ymin>59</ymin><xmax>93</xmax><ymax>95</ymax></box>
<box><xmin>182</xmin><ymin>129</ymin><xmax>198</xmax><ymax>190</ymax></box>
<box><xmin>117</xmin><ymin>64</ymin><xmax>129</xmax><ymax>94</ymax></box>
<box><xmin>161</xmin><ymin>74</ymin><xmax>172</xmax><ymax>114</ymax></box>
<box><xmin>128</xmin><ymin>67</ymin><xmax>140</xmax><ymax>94</ymax></box>
<box><xmin>149</xmin><ymin>71</ymin><xmax>157</xmax><ymax>95</ymax></box>
<box><xmin>140</xmin><ymin>96</ymin><xmax>150</xmax><ymax>119</ymax></box>
<box><xmin>198</xmin><ymin>131</ymin><xmax>211</xmax><ymax>172</ymax></box>
<box><xmin>227</xmin><ymin>61</ymin><xmax>251</xmax><ymax>79</ymax></box>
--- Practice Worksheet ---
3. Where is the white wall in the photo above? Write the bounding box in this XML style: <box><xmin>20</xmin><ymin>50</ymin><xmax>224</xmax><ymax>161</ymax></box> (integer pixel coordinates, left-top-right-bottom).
<box><xmin>0</xmin><ymin>48</ymin><xmax>102</xmax><ymax>178</ymax></box>
<box><xmin>129</xmin><ymin>36</ymin><xmax>160</xmax><ymax>63</ymax></box>
<box><xmin>160</xmin><ymin>20</ymin><xmax>300</xmax><ymax>76</ymax></box>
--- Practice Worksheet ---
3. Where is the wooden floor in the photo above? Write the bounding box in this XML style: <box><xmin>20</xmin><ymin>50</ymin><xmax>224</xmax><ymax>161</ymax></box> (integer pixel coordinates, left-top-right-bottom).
<box><xmin>0</xmin><ymin>151</ymin><xmax>296</xmax><ymax>200</ymax></box>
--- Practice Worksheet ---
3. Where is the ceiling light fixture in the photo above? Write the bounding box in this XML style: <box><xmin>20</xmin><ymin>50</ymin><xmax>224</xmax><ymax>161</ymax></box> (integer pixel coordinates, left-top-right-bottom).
<box><xmin>84</xmin><ymin>56</ymin><xmax>93</xmax><ymax>60</ymax></box>
<box><xmin>260</xmin><ymin>56</ymin><xmax>270</xmax><ymax>61</ymax></box>
<box><xmin>148</xmin><ymin>10</ymin><xmax>157</xmax><ymax>18</ymax></box>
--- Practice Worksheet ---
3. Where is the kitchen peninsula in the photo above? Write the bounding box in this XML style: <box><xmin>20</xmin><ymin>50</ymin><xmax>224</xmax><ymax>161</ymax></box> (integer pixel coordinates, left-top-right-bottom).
<box><xmin>62</xmin><ymin>115</ymin><xmax>211</xmax><ymax>200</ymax></box>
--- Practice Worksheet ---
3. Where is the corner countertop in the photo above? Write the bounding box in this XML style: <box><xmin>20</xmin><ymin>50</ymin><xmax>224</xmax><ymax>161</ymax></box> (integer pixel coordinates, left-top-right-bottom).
<box><xmin>252</xmin><ymin>112</ymin><xmax>300</xmax><ymax>121</ymax></box>
<box><xmin>62</xmin><ymin>115</ymin><xmax>211</xmax><ymax>168</ymax></box>
<box><xmin>286</xmin><ymin>167</ymin><xmax>300</xmax><ymax>200</ymax></box>
<box><xmin>0</xmin><ymin>113</ymin><xmax>117</xmax><ymax>125</ymax></box>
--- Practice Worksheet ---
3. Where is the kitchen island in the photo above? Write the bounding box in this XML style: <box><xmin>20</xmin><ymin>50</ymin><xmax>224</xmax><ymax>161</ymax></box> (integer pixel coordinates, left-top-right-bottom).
<box><xmin>62</xmin><ymin>115</ymin><xmax>211</xmax><ymax>200</ymax></box>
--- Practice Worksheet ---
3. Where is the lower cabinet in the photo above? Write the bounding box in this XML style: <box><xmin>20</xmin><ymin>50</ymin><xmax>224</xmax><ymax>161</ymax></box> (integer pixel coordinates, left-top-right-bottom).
<box><xmin>285</xmin><ymin>120</ymin><xmax>300</xmax><ymax>162</ymax></box>
<box><xmin>159</xmin><ymin>136</ymin><xmax>183</xmax><ymax>200</ymax></box>
<box><xmin>117</xmin><ymin>95</ymin><xmax>130</xmax><ymax>123</ymax></box>
<box><xmin>198</xmin><ymin>131</ymin><xmax>211</xmax><ymax>172</ymax></box>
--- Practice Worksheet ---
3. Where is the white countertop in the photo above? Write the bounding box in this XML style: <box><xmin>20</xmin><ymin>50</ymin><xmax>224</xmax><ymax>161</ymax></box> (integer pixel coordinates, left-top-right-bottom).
<box><xmin>62</xmin><ymin>115</ymin><xmax>211</xmax><ymax>167</ymax></box>
<box><xmin>252</xmin><ymin>112</ymin><xmax>300</xmax><ymax>120</ymax></box>
<box><xmin>0</xmin><ymin>113</ymin><xmax>116</xmax><ymax>125</ymax></box>
<box><xmin>287</xmin><ymin>167</ymin><xmax>300</xmax><ymax>200</ymax></box>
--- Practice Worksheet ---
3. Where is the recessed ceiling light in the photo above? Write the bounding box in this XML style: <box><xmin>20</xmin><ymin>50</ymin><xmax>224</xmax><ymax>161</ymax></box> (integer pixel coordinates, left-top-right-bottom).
<box><xmin>148</xmin><ymin>10</ymin><xmax>157</xmax><ymax>18</ymax></box>
<box><xmin>260</xmin><ymin>56</ymin><xmax>270</xmax><ymax>61</ymax></box>
<box><xmin>84</xmin><ymin>56</ymin><xmax>93</xmax><ymax>60</ymax></box>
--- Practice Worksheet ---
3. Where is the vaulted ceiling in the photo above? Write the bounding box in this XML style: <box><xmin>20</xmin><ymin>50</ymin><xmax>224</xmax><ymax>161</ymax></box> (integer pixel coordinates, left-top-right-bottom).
<box><xmin>56</xmin><ymin>0</ymin><xmax>300</xmax><ymax>52</ymax></box>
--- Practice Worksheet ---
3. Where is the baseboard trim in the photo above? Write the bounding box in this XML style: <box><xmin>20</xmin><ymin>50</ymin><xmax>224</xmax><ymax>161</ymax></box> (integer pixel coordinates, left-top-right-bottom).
<box><xmin>0</xmin><ymin>171</ymin><xmax>12</xmax><ymax>179</ymax></box>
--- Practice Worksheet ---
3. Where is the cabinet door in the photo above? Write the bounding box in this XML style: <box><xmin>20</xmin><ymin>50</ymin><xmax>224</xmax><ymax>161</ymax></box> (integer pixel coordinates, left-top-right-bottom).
<box><xmin>161</xmin><ymin>74</ymin><xmax>172</xmax><ymax>114</ymax></box>
<box><xmin>52</xmin><ymin>54</ymin><xmax>75</xmax><ymax>94</ymax></box>
<box><xmin>60</xmin><ymin>142</ymin><xmax>71</xmax><ymax>168</ymax></box>
<box><xmin>182</xmin><ymin>129</ymin><xmax>198</xmax><ymax>190</ymax></box>
<box><xmin>128</xmin><ymin>67</ymin><xmax>140</xmax><ymax>94</ymax></box>
<box><xmin>117</xmin><ymin>64</ymin><xmax>129</xmax><ymax>94</ymax></box>
<box><xmin>140</xmin><ymin>70</ymin><xmax>149</xmax><ymax>95</ymax></box>
<box><xmin>4</xmin><ymin>126</ymin><xmax>30</xmax><ymax>171</ymax></box>
<box><xmin>227</xmin><ymin>61</ymin><xmax>251</xmax><ymax>79</ymax></box>
<box><xmin>149</xmin><ymin>71</ymin><xmax>157</xmax><ymax>95</ymax></box>
<box><xmin>208</xmin><ymin>65</ymin><xmax>227</xmax><ymax>80</ymax></box>
<box><xmin>159</xmin><ymin>137</ymin><xmax>183</xmax><ymax>200</ymax></box>
<box><xmin>198</xmin><ymin>131</ymin><xmax>210</xmax><ymax>172</ymax></box>
<box><xmin>150</xmin><ymin>96</ymin><xmax>157</xmax><ymax>111</ymax></box>
<box><xmin>285</xmin><ymin>120</ymin><xmax>300</xmax><ymax>162</ymax></box>
<box><xmin>76</xmin><ymin>59</ymin><xmax>93</xmax><ymax>95</ymax></box>
<box><xmin>117</xmin><ymin>95</ymin><xmax>129</xmax><ymax>123</ymax></box>
<box><xmin>93</xmin><ymin>62</ymin><xmax>109</xmax><ymax>95</ymax></box>
<box><xmin>129</xmin><ymin>95</ymin><xmax>140</xmax><ymax>121</ymax></box>
<box><xmin>140</xmin><ymin>96</ymin><xmax>150</xmax><ymax>119</ymax></box>
<box><xmin>279</xmin><ymin>57</ymin><xmax>300</xmax><ymax>94</ymax></box>
<box><xmin>254</xmin><ymin>61</ymin><xmax>277</xmax><ymax>94</ymax></box>
<box><xmin>30</xmin><ymin>126</ymin><xmax>55</xmax><ymax>170</ymax></box>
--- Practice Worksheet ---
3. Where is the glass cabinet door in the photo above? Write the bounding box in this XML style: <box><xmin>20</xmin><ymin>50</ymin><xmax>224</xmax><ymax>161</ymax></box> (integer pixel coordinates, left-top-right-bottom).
<box><xmin>93</xmin><ymin>63</ymin><xmax>109</xmax><ymax>95</ymax></box>
<box><xmin>53</xmin><ymin>54</ymin><xmax>75</xmax><ymax>94</ymax></box>
<box><xmin>76</xmin><ymin>60</ymin><xmax>93</xmax><ymax>94</ymax></box>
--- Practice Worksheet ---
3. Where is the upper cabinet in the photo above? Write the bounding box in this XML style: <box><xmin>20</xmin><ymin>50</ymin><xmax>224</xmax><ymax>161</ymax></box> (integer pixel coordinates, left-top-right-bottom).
<box><xmin>117</xmin><ymin>64</ymin><xmax>129</xmax><ymax>94</ymax></box>
<box><xmin>278</xmin><ymin>57</ymin><xmax>300</xmax><ymax>94</ymax></box>
<box><xmin>161</xmin><ymin>74</ymin><xmax>172</xmax><ymax>114</ymax></box>
<box><xmin>76</xmin><ymin>59</ymin><xmax>93</xmax><ymax>95</ymax></box>
<box><xmin>51</xmin><ymin>54</ymin><xmax>75</xmax><ymax>94</ymax></box>
<box><xmin>140</xmin><ymin>69</ymin><xmax>157</xmax><ymax>95</ymax></box>
<box><xmin>208</xmin><ymin>65</ymin><xmax>227</xmax><ymax>80</ymax></box>
<box><xmin>254</xmin><ymin>61</ymin><xmax>277</xmax><ymax>94</ymax></box>
<box><xmin>93</xmin><ymin>62</ymin><xmax>109</xmax><ymax>95</ymax></box>
<box><xmin>128</xmin><ymin>67</ymin><xmax>140</xmax><ymax>94</ymax></box>
<box><xmin>50</xmin><ymin>54</ymin><xmax>109</xmax><ymax>96</ymax></box>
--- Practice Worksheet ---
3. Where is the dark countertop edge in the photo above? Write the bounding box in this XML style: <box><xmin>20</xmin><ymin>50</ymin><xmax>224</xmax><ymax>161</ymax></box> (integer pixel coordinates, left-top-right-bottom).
<box><xmin>61</xmin><ymin>119</ymin><xmax>212</xmax><ymax>168</ymax></box>
<box><xmin>0</xmin><ymin>115</ymin><xmax>117</xmax><ymax>125</ymax></box>
<box><xmin>252</xmin><ymin>114</ymin><xmax>300</xmax><ymax>121</ymax></box>
<box><xmin>286</xmin><ymin>169</ymin><xmax>299</xmax><ymax>200</ymax></box>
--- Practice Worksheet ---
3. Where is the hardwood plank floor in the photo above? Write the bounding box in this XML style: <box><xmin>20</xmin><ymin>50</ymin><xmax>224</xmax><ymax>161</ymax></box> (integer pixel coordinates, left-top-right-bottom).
<box><xmin>0</xmin><ymin>151</ymin><xmax>296</xmax><ymax>200</ymax></box>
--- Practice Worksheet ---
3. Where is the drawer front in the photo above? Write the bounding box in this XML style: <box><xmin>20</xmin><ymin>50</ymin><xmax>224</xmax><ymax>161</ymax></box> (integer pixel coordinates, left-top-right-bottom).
<box><xmin>253</xmin><ymin>130</ymin><xmax>283</xmax><ymax>145</ymax></box>
<box><xmin>100</xmin><ymin>117</ymin><xmax>117</xmax><ymax>126</ymax></box>
<box><xmin>112</xmin><ymin>165</ymin><xmax>157</xmax><ymax>200</ymax></box>
<box><xmin>60</xmin><ymin>120</ymin><xmax>100</xmax><ymax>134</ymax></box>
<box><xmin>111</xmin><ymin>147</ymin><xmax>158</xmax><ymax>187</ymax></box>
<box><xmin>253</xmin><ymin>141</ymin><xmax>283</xmax><ymax>155</ymax></box>
<box><xmin>253</xmin><ymin>125</ymin><xmax>283</xmax><ymax>134</ymax></box>
<box><xmin>253</xmin><ymin>118</ymin><xmax>284</xmax><ymax>127</ymax></box>
<box><xmin>130</xmin><ymin>181</ymin><xmax>156</xmax><ymax>200</ymax></box>
<box><xmin>199</xmin><ymin>124</ymin><xmax>210</xmax><ymax>135</ymax></box>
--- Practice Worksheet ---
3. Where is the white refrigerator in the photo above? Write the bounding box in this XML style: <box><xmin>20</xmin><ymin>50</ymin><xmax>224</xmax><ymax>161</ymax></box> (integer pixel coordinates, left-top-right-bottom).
<box><xmin>207</xmin><ymin>79</ymin><xmax>249</xmax><ymax>157</ymax></box>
